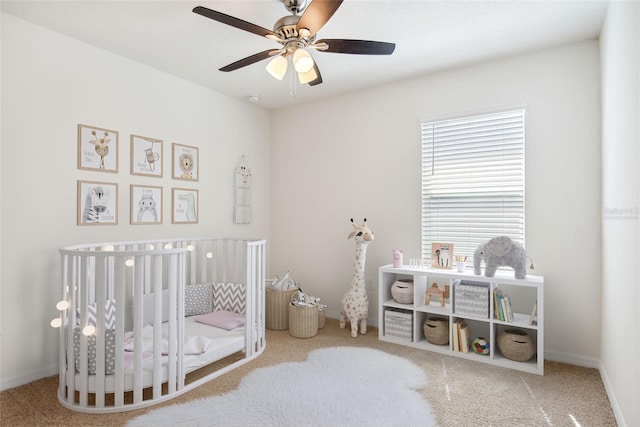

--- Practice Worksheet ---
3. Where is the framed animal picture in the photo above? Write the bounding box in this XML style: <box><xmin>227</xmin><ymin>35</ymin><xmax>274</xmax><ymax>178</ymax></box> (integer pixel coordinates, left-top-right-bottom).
<box><xmin>77</xmin><ymin>124</ymin><xmax>119</xmax><ymax>172</ymax></box>
<box><xmin>172</xmin><ymin>188</ymin><xmax>198</xmax><ymax>224</ymax></box>
<box><xmin>77</xmin><ymin>180</ymin><xmax>118</xmax><ymax>225</ymax></box>
<box><xmin>130</xmin><ymin>185</ymin><xmax>162</xmax><ymax>225</ymax></box>
<box><xmin>431</xmin><ymin>242</ymin><xmax>454</xmax><ymax>269</ymax></box>
<box><xmin>130</xmin><ymin>135</ymin><xmax>163</xmax><ymax>178</ymax></box>
<box><xmin>172</xmin><ymin>143</ymin><xmax>199</xmax><ymax>181</ymax></box>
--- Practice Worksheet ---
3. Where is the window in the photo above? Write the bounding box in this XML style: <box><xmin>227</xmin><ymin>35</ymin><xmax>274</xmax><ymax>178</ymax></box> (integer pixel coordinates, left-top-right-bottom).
<box><xmin>421</xmin><ymin>109</ymin><xmax>525</xmax><ymax>263</ymax></box>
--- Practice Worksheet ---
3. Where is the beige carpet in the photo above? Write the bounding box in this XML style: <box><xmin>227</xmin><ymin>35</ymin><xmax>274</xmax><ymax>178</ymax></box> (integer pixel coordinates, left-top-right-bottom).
<box><xmin>1</xmin><ymin>319</ymin><xmax>617</xmax><ymax>427</ymax></box>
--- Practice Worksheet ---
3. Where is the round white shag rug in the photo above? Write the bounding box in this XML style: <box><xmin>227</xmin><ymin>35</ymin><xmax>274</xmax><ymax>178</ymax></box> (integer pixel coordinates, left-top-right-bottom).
<box><xmin>127</xmin><ymin>346</ymin><xmax>436</xmax><ymax>427</ymax></box>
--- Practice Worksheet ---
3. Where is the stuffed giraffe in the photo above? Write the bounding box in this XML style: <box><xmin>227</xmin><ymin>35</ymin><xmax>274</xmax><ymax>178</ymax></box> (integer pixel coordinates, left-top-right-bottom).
<box><xmin>340</xmin><ymin>218</ymin><xmax>375</xmax><ymax>338</ymax></box>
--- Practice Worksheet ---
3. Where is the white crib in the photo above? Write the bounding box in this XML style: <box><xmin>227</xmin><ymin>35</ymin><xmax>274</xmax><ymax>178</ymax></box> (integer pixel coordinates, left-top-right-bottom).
<box><xmin>56</xmin><ymin>238</ymin><xmax>266</xmax><ymax>413</ymax></box>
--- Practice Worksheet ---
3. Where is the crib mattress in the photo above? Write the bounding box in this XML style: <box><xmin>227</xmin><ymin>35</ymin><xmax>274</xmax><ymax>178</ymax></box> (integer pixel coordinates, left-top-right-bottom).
<box><xmin>71</xmin><ymin>316</ymin><xmax>245</xmax><ymax>393</ymax></box>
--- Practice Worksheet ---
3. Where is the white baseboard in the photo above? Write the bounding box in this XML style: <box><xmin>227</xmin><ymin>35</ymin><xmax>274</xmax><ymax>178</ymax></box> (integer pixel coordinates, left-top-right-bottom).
<box><xmin>598</xmin><ymin>361</ymin><xmax>628</xmax><ymax>427</ymax></box>
<box><xmin>324</xmin><ymin>310</ymin><xmax>380</xmax><ymax>328</ymax></box>
<box><xmin>0</xmin><ymin>363</ymin><xmax>58</xmax><ymax>392</ymax></box>
<box><xmin>544</xmin><ymin>349</ymin><xmax>600</xmax><ymax>368</ymax></box>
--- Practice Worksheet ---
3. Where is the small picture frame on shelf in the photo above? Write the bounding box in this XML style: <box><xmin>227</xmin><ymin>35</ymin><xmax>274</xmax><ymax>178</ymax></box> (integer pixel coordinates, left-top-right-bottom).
<box><xmin>172</xmin><ymin>188</ymin><xmax>198</xmax><ymax>224</ymax></box>
<box><xmin>172</xmin><ymin>143</ymin><xmax>199</xmax><ymax>181</ymax></box>
<box><xmin>130</xmin><ymin>135</ymin><xmax>162</xmax><ymax>177</ymax></box>
<box><xmin>431</xmin><ymin>242</ymin><xmax>454</xmax><ymax>269</ymax></box>
<box><xmin>130</xmin><ymin>184</ymin><xmax>162</xmax><ymax>225</ymax></box>
<box><xmin>77</xmin><ymin>124</ymin><xmax>119</xmax><ymax>172</ymax></box>
<box><xmin>77</xmin><ymin>180</ymin><xmax>118</xmax><ymax>225</ymax></box>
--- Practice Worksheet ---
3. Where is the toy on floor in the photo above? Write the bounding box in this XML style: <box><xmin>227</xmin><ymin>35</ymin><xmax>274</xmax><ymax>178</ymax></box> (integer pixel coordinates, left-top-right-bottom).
<box><xmin>340</xmin><ymin>218</ymin><xmax>375</xmax><ymax>338</ymax></box>
<box><xmin>424</xmin><ymin>283</ymin><xmax>450</xmax><ymax>307</ymax></box>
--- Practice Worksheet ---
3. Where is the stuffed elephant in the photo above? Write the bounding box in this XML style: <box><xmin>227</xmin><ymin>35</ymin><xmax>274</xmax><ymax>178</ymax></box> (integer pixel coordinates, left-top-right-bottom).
<box><xmin>473</xmin><ymin>236</ymin><xmax>527</xmax><ymax>279</ymax></box>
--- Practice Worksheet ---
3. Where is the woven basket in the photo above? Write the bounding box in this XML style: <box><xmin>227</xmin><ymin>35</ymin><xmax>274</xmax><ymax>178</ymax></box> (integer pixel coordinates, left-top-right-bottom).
<box><xmin>288</xmin><ymin>303</ymin><xmax>319</xmax><ymax>339</ymax></box>
<box><xmin>318</xmin><ymin>307</ymin><xmax>326</xmax><ymax>329</ymax></box>
<box><xmin>265</xmin><ymin>288</ymin><xmax>297</xmax><ymax>330</ymax></box>
<box><xmin>497</xmin><ymin>328</ymin><xmax>535</xmax><ymax>362</ymax></box>
<box><xmin>423</xmin><ymin>316</ymin><xmax>449</xmax><ymax>345</ymax></box>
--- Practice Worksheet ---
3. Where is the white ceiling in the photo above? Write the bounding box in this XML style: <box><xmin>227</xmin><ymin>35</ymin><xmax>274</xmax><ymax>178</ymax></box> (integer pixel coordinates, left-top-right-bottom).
<box><xmin>2</xmin><ymin>0</ymin><xmax>608</xmax><ymax>110</ymax></box>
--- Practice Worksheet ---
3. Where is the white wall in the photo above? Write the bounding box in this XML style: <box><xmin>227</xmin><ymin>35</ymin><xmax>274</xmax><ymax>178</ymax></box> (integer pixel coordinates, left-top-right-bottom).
<box><xmin>0</xmin><ymin>13</ymin><xmax>271</xmax><ymax>389</ymax></box>
<box><xmin>599</xmin><ymin>2</ymin><xmax>640</xmax><ymax>426</ymax></box>
<box><xmin>271</xmin><ymin>41</ymin><xmax>602</xmax><ymax>362</ymax></box>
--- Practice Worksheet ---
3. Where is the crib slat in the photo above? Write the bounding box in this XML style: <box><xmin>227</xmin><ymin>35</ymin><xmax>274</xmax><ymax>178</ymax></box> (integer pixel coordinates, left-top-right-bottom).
<box><xmin>133</xmin><ymin>255</ymin><xmax>144</xmax><ymax>405</ymax></box>
<box><xmin>95</xmin><ymin>255</ymin><xmax>107</xmax><ymax>407</ymax></box>
<box><xmin>114</xmin><ymin>257</ymin><xmax>126</xmax><ymax>407</ymax></box>
<box><xmin>152</xmin><ymin>254</ymin><xmax>163</xmax><ymax>399</ymax></box>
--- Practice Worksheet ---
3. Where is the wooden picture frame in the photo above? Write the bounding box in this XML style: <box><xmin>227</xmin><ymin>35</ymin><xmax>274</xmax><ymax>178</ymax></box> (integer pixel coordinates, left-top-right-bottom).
<box><xmin>130</xmin><ymin>185</ymin><xmax>162</xmax><ymax>225</ymax></box>
<box><xmin>172</xmin><ymin>143</ymin><xmax>199</xmax><ymax>181</ymax></box>
<box><xmin>130</xmin><ymin>135</ymin><xmax>163</xmax><ymax>177</ymax></box>
<box><xmin>78</xmin><ymin>124</ymin><xmax>119</xmax><ymax>172</ymax></box>
<box><xmin>431</xmin><ymin>242</ymin><xmax>454</xmax><ymax>269</ymax></box>
<box><xmin>77</xmin><ymin>180</ymin><xmax>118</xmax><ymax>225</ymax></box>
<box><xmin>172</xmin><ymin>188</ymin><xmax>198</xmax><ymax>224</ymax></box>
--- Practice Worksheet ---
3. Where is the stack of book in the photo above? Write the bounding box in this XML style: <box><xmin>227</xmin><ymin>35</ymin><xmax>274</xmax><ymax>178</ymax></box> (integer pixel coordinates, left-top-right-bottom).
<box><xmin>452</xmin><ymin>319</ymin><xmax>470</xmax><ymax>353</ymax></box>
<box><xmin>493</xmin><ymin>288</ymin><xmax>513</xmax><ymax>322</ymax></box>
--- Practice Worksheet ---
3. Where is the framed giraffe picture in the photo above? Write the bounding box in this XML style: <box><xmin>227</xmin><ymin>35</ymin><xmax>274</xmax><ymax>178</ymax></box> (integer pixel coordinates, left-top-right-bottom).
<box><xmin>77</xmin><ymin>124</ymin><xmax>119</xmax><ymax>173</ymax></box>
<box><xmin>77</xmin><ymin>180</ymin><xmax>118</xmax><ymax>225</ymax></box>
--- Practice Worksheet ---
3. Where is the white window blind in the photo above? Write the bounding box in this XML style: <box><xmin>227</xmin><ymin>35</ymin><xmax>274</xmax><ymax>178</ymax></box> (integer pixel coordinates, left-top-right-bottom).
<box><xmin>421</xmin><ymin>109</ymin><xmax>525</xmax><ymax>262</ymax></box>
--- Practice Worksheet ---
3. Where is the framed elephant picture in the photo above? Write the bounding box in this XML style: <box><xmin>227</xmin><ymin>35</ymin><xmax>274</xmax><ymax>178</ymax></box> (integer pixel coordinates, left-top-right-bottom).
<box><xmin>431</xmin><ymin>242</ymin><xmax>454</xmax><ymax>269</ymax></box>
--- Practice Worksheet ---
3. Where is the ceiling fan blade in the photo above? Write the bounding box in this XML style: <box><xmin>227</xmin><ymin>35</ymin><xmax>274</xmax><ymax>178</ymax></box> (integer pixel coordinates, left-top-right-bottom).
<box><xmin>297</xmin><ymin>0</ymin><xmax>344</xmax><ymax>37</ymax></box>
<box><xmin>308</xmin><ymin>63</ymin><xmax>323</xmax><ymax>86</ymax></box>
<box><xmin>193</xmin><ymin>6</ymin><xmax>277</xmax><ymax>38</ymax></box>
<box><xmin>219</xmin><ymin>49</ymin><xmax>281</xmax><ymax>72</ymax></box>
<box><xmin>316</xmin><ymin>39</ymin><xmax>396</xmax><ymax>55</ymax></box>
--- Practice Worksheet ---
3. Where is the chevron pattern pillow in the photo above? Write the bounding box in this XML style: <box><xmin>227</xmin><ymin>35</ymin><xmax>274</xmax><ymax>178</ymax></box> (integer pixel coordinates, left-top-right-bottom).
<box><xmin>76</xmin><ymin>299</ymin><xmax>117</xmax><ymax>329</ymax></box>
<box><xmin>213</xmin><ymin>283</ymin><xmax>246</xmax><ymax>314</ymax></box>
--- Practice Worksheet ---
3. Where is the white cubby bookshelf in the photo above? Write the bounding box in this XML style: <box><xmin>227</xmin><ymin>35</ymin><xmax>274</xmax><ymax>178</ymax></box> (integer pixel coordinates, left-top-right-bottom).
<box><xmin>378</xmin><ymin>265</ymin><xmax>544</xmax><ymax>375</ymax></box>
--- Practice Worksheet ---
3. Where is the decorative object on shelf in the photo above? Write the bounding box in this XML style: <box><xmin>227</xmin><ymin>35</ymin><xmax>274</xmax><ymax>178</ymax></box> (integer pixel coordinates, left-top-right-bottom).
<box><xmin>77</xmin><ymin>180</ymin><xmax>118</xmax><ymax>225</ymax></box>
<box><xmin>340</xmin><ymin>218</ymin><xmax>375</xmax><ymax>338</ymax></box>
<box><xmin>473</xmin><ymin>236</ymin><xmax>528</xmax><ymax>279</ymax></box>
<box><xmin>497</xmin><ymin>328</ymin><xmax>535</xmax><ymax>362</ymax></box>
<box><xmin>423</xmin><ymin>316</ymin><xmax>448</xmax><ymax>345</ymax></box>
<box><xmin>424</xmin><ymin>283</ymin><xmax>450</xmax><ymax>307</ymax></box>
<box><xmin>172</xmin><ymin>188</ymin><xmax>198</xmax><ymax>224</ymax></box>
<box><xmin>78</xmin><ymin>124</ymin><xmax>119</xmax><ymax>173</ymax></box>
<box><xmin>391</xmin><ymin>279</ymin><xmax>414</xmax><ymax>304</ymax></box>
<box><xmin>131</xmin><ymin>135</ymin><xmax>162</xmax><ymax>177</ymax></box>
<box><xmin>172</xmin><ymin>143</ymin><xmax>199</xmax><ymax>181</ymax></box>
<box><xmin>455</xmin><ymin>255</ymin><xmax>467</xmax><ymax>272</ymax></box>
<box><xmin>471</xmin><ymin>337</ymin><xmax>490</xmax><ymax>355</ymax></box>
<box><xmin>130</xmin><ymin>184</ymin><xmax>162</xmax><ymax>225</ymax></box>
<box><xmin>431</xmin><ymin>242</ymin><xmax>454</xmax><ymax>269</ymax></box>
<box><xmin>392</xmin><ymin>249</ymin><xmax>403</xmax><ymax>268</ymax></box>
<box><xmin>234</xmin><ymin>155</ymin><xmax>251</xmax><ymax>224</ymax></box>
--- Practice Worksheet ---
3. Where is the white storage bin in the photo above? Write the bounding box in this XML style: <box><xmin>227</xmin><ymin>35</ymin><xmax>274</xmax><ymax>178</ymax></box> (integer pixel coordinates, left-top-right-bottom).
<box><xmin>384</xmin><ymin>309</ymin><xmax>413</xmax><ymax>342</ymax></box>
<box><xmin>453</xmin><ymin>280</ymin><xmax>489</xmax><ymax>318</ymax></box>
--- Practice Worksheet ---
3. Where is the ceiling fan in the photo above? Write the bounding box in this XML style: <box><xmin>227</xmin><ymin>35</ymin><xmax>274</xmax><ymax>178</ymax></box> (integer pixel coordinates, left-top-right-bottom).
<box><xmin>193</xmin><ymin>0</ymin><xmax>396</xmax><ymax>86</ymax></box>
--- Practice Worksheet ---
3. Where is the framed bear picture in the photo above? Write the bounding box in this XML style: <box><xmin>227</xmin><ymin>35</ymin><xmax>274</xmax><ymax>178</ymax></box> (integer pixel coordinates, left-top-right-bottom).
<box><xmin>172</xmin><ymin>143</ymin><xmax>199</xmax><ymax>181</ymax></box>
<box><xmin>130</xmin><ymin>185</ymin><xmax>163</xmax><ymax>225</ymax></box>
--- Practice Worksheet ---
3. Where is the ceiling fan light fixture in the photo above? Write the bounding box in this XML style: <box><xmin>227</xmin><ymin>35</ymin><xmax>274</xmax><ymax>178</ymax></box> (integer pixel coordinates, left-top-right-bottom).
<box><xmin>297</xmin><ymin>67</ymin><xmax>318</xmax><ymax>84</ymax></box>
<box><xmin>266</xmin><ymin>55</ymin><xmax>288</xmax><ymax>80</ymax></box>
<box><xmin>293</xmin><ymin>48</ymin><xmax>314</xmax><ymax>73</ymax></box>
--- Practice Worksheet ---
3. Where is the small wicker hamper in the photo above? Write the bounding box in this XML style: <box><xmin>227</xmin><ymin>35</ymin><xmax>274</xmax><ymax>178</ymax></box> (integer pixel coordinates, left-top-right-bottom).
<box><xmin>288</xmin><ymin>303</ymin><xmax>319</xmax><ymax>338</ymax></box>
<box><xmin>423</xmin><ymin>316</ymin><xmax>449</xmax><ymax>345</ymax></box>
<box><xmin>265</xmin><ymin>288</ymin><xmax>297</xmax><ymax>330</ymax></box>
<box><xmin>497</xmin><ymin>328</ymin><xmax>535</xmax><ymax>362</ymax></box>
